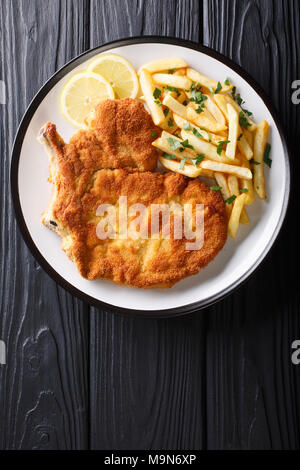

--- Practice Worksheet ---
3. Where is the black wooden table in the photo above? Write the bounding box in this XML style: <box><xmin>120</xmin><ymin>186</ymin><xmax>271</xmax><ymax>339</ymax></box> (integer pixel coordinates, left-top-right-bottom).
<box><xmin>0</xmin><ymin>0</ymin><xmax>299</xmax><ymax>450</ymax></box>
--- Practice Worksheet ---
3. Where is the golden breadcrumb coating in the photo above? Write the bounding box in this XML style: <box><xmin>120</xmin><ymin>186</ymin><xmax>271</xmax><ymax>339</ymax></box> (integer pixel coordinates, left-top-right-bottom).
<box><xmin>73</xmin><ymin>98</ymin><xmax>159</xmax><ymax>171</ymax></box>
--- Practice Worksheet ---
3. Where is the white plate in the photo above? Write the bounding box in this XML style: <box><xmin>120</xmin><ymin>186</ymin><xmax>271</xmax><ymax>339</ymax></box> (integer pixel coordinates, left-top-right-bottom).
<box><xmin>11</xmin><ymin>38</ymin><xmax>290</xmax><ymax>317</ymax></box>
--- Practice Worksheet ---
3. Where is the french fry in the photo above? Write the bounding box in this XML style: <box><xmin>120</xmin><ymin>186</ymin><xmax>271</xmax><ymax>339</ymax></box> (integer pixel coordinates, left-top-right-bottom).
<box><xmin>159</xmin><ymin>155</ymin><xmax>203</xmax><ymax>177</ymax></box>
<box><xmin>244</xmin><ymin>129</ymin><xmax>254</xmax><ymax>149</ymax></box>
<box><xmin>199</xmin><ymin>169</ymin><xmax>215</xmax><ymax>178</ymax></box>
<box><xmin>239</xmin><ymin>155</ymin><xmax>255</xmax><ymax>205</ymax></box>
<box><xmin>162</xmin><ymin>94</ymin><xmax>188</xmax><ymax>120</ymax></box>
<box><xmin>138</xmin><ymin>58</ymin><xmax>188</xmax><ymax>75</ymax></box>
<box><xmin>153</xmin><ymin>131</ymin><xmax>196</xmax><ymax>160</ymax></box>
<box><xmin>174</xmin><ymin>68</ymin><xmax>186</xmax><ymax>76</ymax></box>
<box><xmin>208</xmin><ymin>92</ymin><xmax>257</xmax><ymax>139</ymax></box>
<box><xmin>214</xmin><ymin>172</ymin><xmax>232</xmax><ymax>216</ymax></box>
<box><xmin>200</xmin><ymin>160</ymin><xmax>252</xmax><ymax>180</ymax></box>
<box><xmin>204</xmin><ymin>93</ymin><xmax>226</xmax><ymax>126</ymax></box>
<box><xmin>180</xmin><ymin>130</ymin><xmax>240</xmax><ymax>165</ymax></box>
<box><xmin>237</xmin><ymin>130</ymin><xmax>253</xmax><ymax>160</ymax></box>
<box><xmin>240</xmin><ymin>207</ymin><xmax>250</xmax><ymax>225</ymax></box>
<box><xmin>186</xmin><ymin>68</ymin><xmax>234</xmax><ymax>93</ymax></box>
<box><xmin>228</xmin><ymin>193</ymin><xmax>247</xmax><ymax>238</ymax></box>
<box><xmin>187</xmin><ymin>101</ymin><xmax>217</xmax><ymax>122</ymax></box>
<box><xmin>221</xmin><ymin>94</ymin><xmax>256</xmax><ymax>131</ymax></box>
<box><xmin>164</xmin><ymin>89</ymin><xmax>187</xmax><ymax>104</ymax></box>
<box><xmin>253</xmin><ymin>120</ymin><xmax>269</xmax><ymax>199</ymax></box>
<box><xmin>159</xmin><ymin>112</ymin><xmax>178</xmax><ymax>134</ymax></box>
<box><xmin>225</xmin><ymin>104</ymin><xmax>239</xmax><ymax>160</ymax></box>
<box><xmin>227</xmin><ymin>175</ymin><xmax>250</xmax><ymax>225</ymax></box>
<box><xmin>215</xmin><ymin>130</ymin><xmax>228</xmax><ymax>139</ymax></box>
<box><xmin>152</xmin><ymin>138</ymin><xmax>195</xmax><ymax>161</ymax></box>
<box><xmin>213</xmin><ymin>94</ymin><xmax>229</xmax><ymax>121</ymax></box>
<box><xmin>139</xmin><ymin>69</ymin><xmax>165</xmax><ymax>125</ymax></box>
<box><xmin>153</xmin><ymin>73</ymin><xmax>191</xmax><ymax>90</ymax></box>
<box><xmin>227</xmin><ymin>175</ymin><xmax>239</xmax><ymax>195</ymax></box>
<box><xmin>173</xmin><ymin>114</ymin><xmax>223</xmax><ymax>146</ymax></box>
<box><xmin>187</xmin><ymin>107</ymin><xmax>227</xmax><ymax>133</ymax></box>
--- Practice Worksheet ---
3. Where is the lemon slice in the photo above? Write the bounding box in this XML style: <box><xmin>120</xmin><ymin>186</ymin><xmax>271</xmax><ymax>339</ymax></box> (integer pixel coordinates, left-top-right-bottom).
<box><xmin>60</xmin><ymin>71</ymin><xmax>114</xmax><ymax>128</ymax></box>
<box><xmin>87</xmin><ymin>54</ymin><xmax>139</xmax><ymax>99</ymax></box>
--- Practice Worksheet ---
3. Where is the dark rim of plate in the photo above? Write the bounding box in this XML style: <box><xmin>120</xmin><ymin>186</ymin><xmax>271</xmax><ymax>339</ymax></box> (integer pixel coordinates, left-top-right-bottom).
<box><xmin>10</xmin><ymin>36</ymin><xmax>291</xmax><ymax>318</ymax></box>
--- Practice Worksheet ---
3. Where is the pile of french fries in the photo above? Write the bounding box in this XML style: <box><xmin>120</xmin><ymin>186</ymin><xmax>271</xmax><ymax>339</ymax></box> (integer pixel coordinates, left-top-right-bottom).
<box><xmin>138</xmin><ymin>58</ymin><xmax>270</xmax><ymax>238</ymax></box>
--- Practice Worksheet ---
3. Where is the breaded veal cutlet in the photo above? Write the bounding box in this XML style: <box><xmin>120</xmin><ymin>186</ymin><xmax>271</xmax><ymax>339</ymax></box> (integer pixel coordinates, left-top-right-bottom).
<box><xmin>38</xmin><ymin>98</ymin><xmax>227</xmax><ymax>288</ymax></box>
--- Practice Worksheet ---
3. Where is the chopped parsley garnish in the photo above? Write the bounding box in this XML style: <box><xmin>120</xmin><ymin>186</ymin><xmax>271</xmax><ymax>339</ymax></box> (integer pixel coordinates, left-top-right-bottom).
<box><xmin>168</xmin><ymin>118</ymin><xmax>174</xmax><ymax>127</ymax></box>
<box><xmin>190</xmin><ymin>90</ymin><xmax>205</xmax><ymax>103</ymax></box>
<box><xmin>168</xmin><ymin>68</ymin><xmax>175</xmax><ymax>74</ymax></box>
<box><xmin>184</xmin><ymin>122</ymin><xmax>191</xmax><ymax>131</ymax></box>
<box><xmin>167</xmin><ymin>137</ymin><xmax>181</xmax><ymax>150</ymax></box>
<box><xmin>189</xmin><ymin>90</ymin><xmax>207</xmax><ymax>114</ymax></box>
<box><xmin>153</xmin><ymin>88</ymin><xmax>161</xmax><ymax>99</ymax></box>
<box><xmin>163</xmin><ymin>153</ymin><xmax>176</xmax><ymax>160</ymax></box>
<box><xmin>232</xmin><ymin>86</ymin><xmax>253</xmax><ymax>124</ymax></box>
<box><xmin>200</xmin><ymin>127</ymin><xmax>211</xmax><ymax>142</ymax></box>
<box><xmin>239</xmin><ymin>111</ymin><xmax>250</xmax><ymax>129</ymax></box>
<box><xmin>182</xmin><ymin>100</ymin><xmax>188</xmax><ymax>106</ymax></box>
<box><xmin>239</xmin><ymin>188</ymin><xmax>249</xmax><ymax>193</ymax></box>
<box><xmin>190</xmin><ymin>90</ymin><xmax>207</xmax><ymax>104</ymax></box>
<box><xmin>180</xmin><ymin>158</ymin><xmax>186</xmax><ymax>170</ymax></box>
<box><xmin>154</xmin><ymin>99</ymin><xmax>162</xmax><ymax>107</ymax></box>
<box><xmin>225</xmin><ymin>195</ymin><xmax>236</xmax><ymax>204</ymax></box>
<box><xmin>150</xmin><ymin>130</ymin><xmax>157</xmax><ymax>137</ymax></box>
<box><xmin>210</xmin><ymin>186</ymin><xmax>222</xmax><ymax>191</ymax></box>
<box><xmin>191</xmin><ymin>153</ymin><xmax>205</xmax><ymax>166</ymax></box>
<box><xmin>192</xmin><ymin>127</ymin><xmax>203</xmax><ymax>139</ymax></box>
<box><xmin>174</xmin><ymin>133</ymin><xmax>180</xmax><ymax>138</ymax></box>
<box><xmin>163</xmin><ymin>108</ymin><xmax>169</xmax><ymax>116</ymax></box>
<box><xmin>217</xmin><ymin>140</ymin><xmax>230</xmax><ymax>155</ymax></box>
<box><xmin>190</xmin><ymin>81</ymin><xmax>200</xmax><ymax>92</ymax></box>
<box><xmin>264</xmin><ymin>143</ymin><xmax>272</xmax><ymax>168</ymax></box>
<box><xmin>237</xmin><ymin>133</ymin><xmax>243</xmax><ymax>141</ymax></box>
<box><xmin>214</xmin><ymin>81</ymin><xmax>222</xmax><ymax>94</ymax></box>
<box><xmin>250</xmin><ymin>158</ymin><xmax>260</xmax><ymax>165</ymax></box>
<box><xmin>231</xmin><ymin>86</ymin><xmax>243</xmax><ymax>106</ymax></box>
<box><xmin>181</xmin><ymin>139</ymin><xmax>194</xmax><ymax>149</ymax></box>
<box><xmin>224</xmin><ymin>78</ymin><xmax>231</xmax><ymax>85</ymax></box>
<box><xmin>165</xmin><ymin>85</ymin><xmax>180</xmax><ymax>95</ymax></box>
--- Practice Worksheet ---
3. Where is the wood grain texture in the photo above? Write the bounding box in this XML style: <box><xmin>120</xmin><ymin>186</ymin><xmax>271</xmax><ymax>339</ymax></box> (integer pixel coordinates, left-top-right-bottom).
<box><xmin>0</xmin><ymin>0</ymin><xmax>90</xmax><ymax>450</ymax></box>
<box><xmin>90</xmin><ymin>313</ymin><xmax>206</xmax><ymax>450</ymax></box>
<box><xmin>204</xmin><ymin>0</ymin><xmax>300</xmax><ymax>449</ymax></box>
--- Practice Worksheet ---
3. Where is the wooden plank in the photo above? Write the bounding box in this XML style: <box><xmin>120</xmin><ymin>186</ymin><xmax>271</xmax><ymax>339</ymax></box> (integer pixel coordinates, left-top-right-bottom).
<box><xmin>0</xmin><ymin>0</ymin><xmax>90</xmax><ymax>449</ymax></box>
<box><xmin>204</xmin><ymin>0</ymin><xmax>300</xmax><ymax>449</ymax></box>
<box><xmin>89</xmin><ymin>0</ymin><xmax>201</xmax><ymax>42</ymax></box>
<box><xmin>88</xmin><ymin>0</ymin><xmax>206</xmax><ymax>450</ymax></box>
<box><xmin>90</xmin><ymin>313</ymin><xmax>206</xmax><ymax>450</ymax></box>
